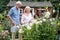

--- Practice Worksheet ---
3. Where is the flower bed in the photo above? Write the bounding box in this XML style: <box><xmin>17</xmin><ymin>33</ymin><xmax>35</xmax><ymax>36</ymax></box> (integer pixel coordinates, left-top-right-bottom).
<box><xmin>21</xmin><ymin>18</ymin><xmax>58</xmax><ymax>40</ymax></box>
<box><xmin>0</xmin><ymin>30</ymin><xmax>10</xmax><ymax>40</ymax></box>
<box><xmin>0</xmin><ymin>23</ymin><xmax>10</xmax><ymax>40</ymax></box>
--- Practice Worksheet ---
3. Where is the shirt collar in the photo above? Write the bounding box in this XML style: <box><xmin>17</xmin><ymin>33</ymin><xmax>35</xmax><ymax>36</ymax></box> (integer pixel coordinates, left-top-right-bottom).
<box><xmin>14</xmin><ymin>6</ymin><xmax>20</xmax><ymax>11</ymax></box>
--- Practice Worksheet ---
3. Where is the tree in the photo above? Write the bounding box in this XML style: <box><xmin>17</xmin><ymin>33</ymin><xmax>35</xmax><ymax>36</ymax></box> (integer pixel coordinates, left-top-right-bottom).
<box><xmin>0</xmin><ymin>0</ymin><xmax>9</xmax><ymax>13</ymax></box>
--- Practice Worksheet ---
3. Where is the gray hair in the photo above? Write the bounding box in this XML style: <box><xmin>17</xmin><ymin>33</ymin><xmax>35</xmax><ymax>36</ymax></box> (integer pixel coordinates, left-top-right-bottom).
<box><xmin>16</xmin><ymin>1</ymin><xmax>22</xmax><ymax>5</ymax></box>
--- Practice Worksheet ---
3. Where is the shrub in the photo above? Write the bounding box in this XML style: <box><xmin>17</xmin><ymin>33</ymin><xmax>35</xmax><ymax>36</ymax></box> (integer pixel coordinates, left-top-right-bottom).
<box><xmin>22</xmin><ymin>18</ymin><xmax>58</xmax><ymax>40</ymax></box>
<box><xmin>0</xmin><ymin>30</ymin><xmax>10</xmax><ymax>40</ymax></box>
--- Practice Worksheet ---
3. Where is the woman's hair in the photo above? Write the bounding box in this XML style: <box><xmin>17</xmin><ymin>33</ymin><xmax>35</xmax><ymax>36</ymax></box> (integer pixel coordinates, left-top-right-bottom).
<box><xmin>24</xmin><ymin>6</ymin><xmax>31</xmax><ymax>13</ymax></box>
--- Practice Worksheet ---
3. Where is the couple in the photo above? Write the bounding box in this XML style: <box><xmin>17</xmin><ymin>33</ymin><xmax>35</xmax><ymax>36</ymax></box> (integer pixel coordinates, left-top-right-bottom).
<box><xmin>7</xmin><ymin>1</ymin><xmax>34</xmax><ymax>40</ymax></box>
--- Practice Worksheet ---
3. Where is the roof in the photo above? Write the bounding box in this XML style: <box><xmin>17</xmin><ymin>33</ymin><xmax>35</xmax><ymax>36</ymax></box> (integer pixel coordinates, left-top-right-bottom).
<box><xmin>7</xmin><ymin>1</ymin><xmax>52</xmax><ymax>7</ymax></box>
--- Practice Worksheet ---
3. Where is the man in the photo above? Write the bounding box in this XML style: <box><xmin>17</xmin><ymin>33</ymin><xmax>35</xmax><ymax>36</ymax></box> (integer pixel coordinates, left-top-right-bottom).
<box><xmin>7</xmin><ymin>1</ymin><xmax>22</xmax><ymax>40</ymax></box>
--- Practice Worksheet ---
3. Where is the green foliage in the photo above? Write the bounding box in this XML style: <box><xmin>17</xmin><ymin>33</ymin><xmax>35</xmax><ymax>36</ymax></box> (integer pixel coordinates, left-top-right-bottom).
<box><xmin>0</xmin><ymin>0</ymin><xmax>9</xmax><ymax>12</ymax></box>
<box><xmin>50</xmin><ymin>0</ymin><xmax>60</xmax><ymax>17</ymax></box>
<box><xmin>0</xmin><ymin>30</ymin><xmax>10</xmax><ymax>40</ymax></box>
<box><xmin>22</xmin><ymin>18</ymin><xmax>58</xmax><ymax>40</ymax></box>
<box><xmin>0</xmin><ymin>25</ymin><xmax>3</xmax><ymax>32</ymax></box>
<box><xmin>0</xmin><ymin>11</ymin><xmax>10</xmax><ymax>40</ymax></box>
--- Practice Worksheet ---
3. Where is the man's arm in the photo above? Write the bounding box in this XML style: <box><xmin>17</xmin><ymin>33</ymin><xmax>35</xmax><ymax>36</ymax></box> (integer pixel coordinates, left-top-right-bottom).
<box><xmin>7</xmin><ymin>8</ymin><xmax>15</xmax><ymax>26</ymax></box>
<box><xmin>7</xmin><ymin>16</ymin><xmax>15</xmax><ymax>26</ymax></box>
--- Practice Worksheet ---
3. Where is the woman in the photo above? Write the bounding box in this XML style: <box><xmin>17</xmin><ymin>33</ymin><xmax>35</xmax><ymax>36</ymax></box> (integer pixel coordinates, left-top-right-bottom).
<box><xmin>21</xmin><ymin>6</ymin><xmax>34</xmax><ymax>24</ymax></box>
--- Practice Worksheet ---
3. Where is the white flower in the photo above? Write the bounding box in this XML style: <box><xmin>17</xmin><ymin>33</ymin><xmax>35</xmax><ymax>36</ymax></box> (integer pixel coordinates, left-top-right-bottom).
<box><xmin>36</xmin><ymin>22</ymin><xmax>40</xmax><ymax>24</ymax></box>
<box><xmin>52</xmin><ymin>18</ymin><xmax>55</xmax><ymax>21</ymax></box>
<box><xmin>44</xmin><ymin>11</ymin><xmax>50</xmax><ymax>18</ymax></box>
<box><xmin>49</xmin><ymin>18</ymin><xmax>55</xmax><ymax>22</ymax></box>
<box><xmin>51</xmin><ymin>22</ymin><xmax>55</xmax><ymax>25</ymax></box>
<box><xmin>53</xmin><ymin>9</ymin><xmax>55</xmax><ymax>13</ymax></box>
<box><xmin>21</xmin><ymin>23</ymin><xmax>28</xmax><ymax>27</ymax></box>
<box><xmin>59</xmin><ymin>3</ymin><xmax>60</xmax><ymax>5</ymax></box>
<box><xmin>39</xmin><ymin>21</ymin><xmax>42</xmax><ymax>23</ymax></box>
<box><xmin>32</xmin><ymin>19</ymin><xmax>37</xmax><ymax>23</ymax></box>
<box><xmin>19</xmin><ymin>29</ymin><xmax>23</xmax><ymax>33</ymax></box>
<box><xmin>27</xmin><ymin>25</ymin><xmax>31</xmax><ymax>30</ymax></box>
<box><xmin>29</xmin><ymin>23</ymin><xmax>33</xmax><ymax>26</ymax></box>
<box><xmin>45</xmin><ymin>15</ymin><xmax>49</xmax><ymax>18</ymax></box>
<box><xmin>43</xmin><ymin>19</ymin><xmax>46</xmax><ymax>22</ymax></box>
<box><xmin>35</xmin><ymin>20</ymin><xmax>43</xmax><ymax>25</ymax></box>
<box><xmin>16</xmin><ymin>25</ymin><xmax>19</xmax><ymax>29</ymax></box>
<box><xmin>49</xmin><ymin>18</ymin><xmax>53</xmax><ymax>22</ymax></box>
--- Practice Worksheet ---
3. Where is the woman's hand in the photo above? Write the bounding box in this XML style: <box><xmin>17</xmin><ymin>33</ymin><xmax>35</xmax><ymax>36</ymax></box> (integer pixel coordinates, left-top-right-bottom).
<box><xmin>29</xmin><ymin>21</ymin><xmax>32</xmax><ymax>23</ymax></box>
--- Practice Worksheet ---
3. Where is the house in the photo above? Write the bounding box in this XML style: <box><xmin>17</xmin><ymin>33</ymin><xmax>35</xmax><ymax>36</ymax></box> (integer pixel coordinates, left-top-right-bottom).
<box><xmin>7</xmin><ymin>0</ymin><xmax>52</xmax><ymax>17</ymax></box>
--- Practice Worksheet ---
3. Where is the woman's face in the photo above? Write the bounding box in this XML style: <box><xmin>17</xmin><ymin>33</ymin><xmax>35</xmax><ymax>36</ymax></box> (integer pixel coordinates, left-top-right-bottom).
<box><xmin>25</xmin><ymin>8</ymin><xmax>30</xmax><ymax>13</ymax></box>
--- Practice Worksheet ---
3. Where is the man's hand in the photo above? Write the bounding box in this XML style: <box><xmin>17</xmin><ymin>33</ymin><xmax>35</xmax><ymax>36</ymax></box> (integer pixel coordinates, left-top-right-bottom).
<box><xmin>11</xmin><ymin>21</ymin><xmax>15</xmax><ymax>26</ymax></box>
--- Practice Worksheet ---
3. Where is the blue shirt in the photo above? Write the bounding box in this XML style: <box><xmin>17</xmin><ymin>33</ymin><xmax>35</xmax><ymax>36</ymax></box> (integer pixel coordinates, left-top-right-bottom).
<box><xmin>7</xmin><ymin>6</ymin><xmax>20</xmax><ymax>25</ymax></box>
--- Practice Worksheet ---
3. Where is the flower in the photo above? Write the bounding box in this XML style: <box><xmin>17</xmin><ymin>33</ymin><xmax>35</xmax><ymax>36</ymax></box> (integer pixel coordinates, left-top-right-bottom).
<box><xmin>2</xmin><ymin>30</ymin><xmax>6</xmax><ymax>36</ymax></box>
<box><xmin>27</xmin><ymin>25</ymin><xmax>31</xmax><ymax>30</ymax></box>
<box><xmin>44</xmin><ymin>11</ymin><xmax>50</xmax><ymax>18</ymax></box>
<box><xmin>58</xmin><ymin>23</ymin><xmax>60</xmax><ymax>26</ymax></box>
<box><xmin>5</xmin><ymin>30</ymin><xmax>8</xmax><ymax>32</ymax></box>
<box><xmin>21</xmin><ymin>23</ymin><xmax>28</xmax><ymax>27</ymax></box>
<box><xmin>49</xmin><ymin>18</ymin><xmax>53</xmax><ymax>22</ymax></box>
<box><xmin>29</xmin><ymin>23</ymin><xmax>33</xmax><ymax>26</ymax></box>
<box><xmin>19</xmin><ymin>29</ymin><xmax>23</xmax><ymax>33</ymax></box>
<box><xmin>49</xmin><ymin>18</ymin><xmax>55</xmax><ymax>22</ymax></box>
<box><xmin>53</xmin><ymin>9</ymin><xmax>55</xmax><ymax>13</ymax></box>
<box><xmin>51</xmin><ymin>22</ymin><xmax>55</xmax><ymax>25</ymax></box>
<box><xmin>39</xmin><ymin>21</ymin><xmax>42</xmax><ymax>23</ymax></box>
<box><xmin>52</xmin><ymin>18</ymin><xmax>55</xmax><ymax>21</ymax></box>
<box><xmin>43</xmin><ymin>19</ymin><xmax>46</xmax><ymax>22</ymax></box>
<box><xmin>36</xmin><ymin>22</ymin><xmax>40</xmax><ymax>24</ymax></box>
<box><xmin>45</xmin><ymin>15</ymin><xmax>49</xmax><ymax>18</ymax></box>
<box><xmin>16</xmin><ymin>25</ymin><xmax>19</xmax><ymax>29</ymax></box>
<box><xmin>32</xmin><ymin>19</ymin><xmax>37</xmax><ymax>23</ymax></box>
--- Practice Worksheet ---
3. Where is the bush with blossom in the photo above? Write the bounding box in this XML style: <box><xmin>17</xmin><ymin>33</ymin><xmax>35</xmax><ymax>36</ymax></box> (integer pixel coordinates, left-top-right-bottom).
<box><xmin>0</xmin><ymin>25</ymin><xmax>10</xmax><ymax>40</ymax></box>
<box><xmin>21</xmin><ymin>18</ymin><xmax>58</xmax><ymax>40</ymax></box>
<box><xmin>0</xmin><ymin>30</ymin><xmax>10</xmax><ymax>40</ymax></box>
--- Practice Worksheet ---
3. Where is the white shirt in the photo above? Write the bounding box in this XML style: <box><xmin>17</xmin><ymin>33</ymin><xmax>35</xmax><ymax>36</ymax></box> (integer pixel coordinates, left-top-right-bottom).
<box><xmin>21</xmin><ymin>13</ymin><xmax>33</xmax><ymax>24</ymax></box>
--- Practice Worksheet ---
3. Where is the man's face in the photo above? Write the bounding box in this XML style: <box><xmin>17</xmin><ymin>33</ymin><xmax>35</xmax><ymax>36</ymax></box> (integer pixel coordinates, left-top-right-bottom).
<box><xmin>16</xmin><ymin>3</ymin><xmax>22</xmax><ymax>8</ymax></box>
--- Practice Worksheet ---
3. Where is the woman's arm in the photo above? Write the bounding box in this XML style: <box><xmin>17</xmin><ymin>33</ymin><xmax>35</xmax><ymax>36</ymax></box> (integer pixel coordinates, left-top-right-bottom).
<box><xmin>7</xmin><ymin>8</ymin><xmax>15</xmax><ymax>26</ymax></box>
<box><xmin>21</xmin><ymin>15</ymin><xmax>25</xmax><ymax>24</ymax></box>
